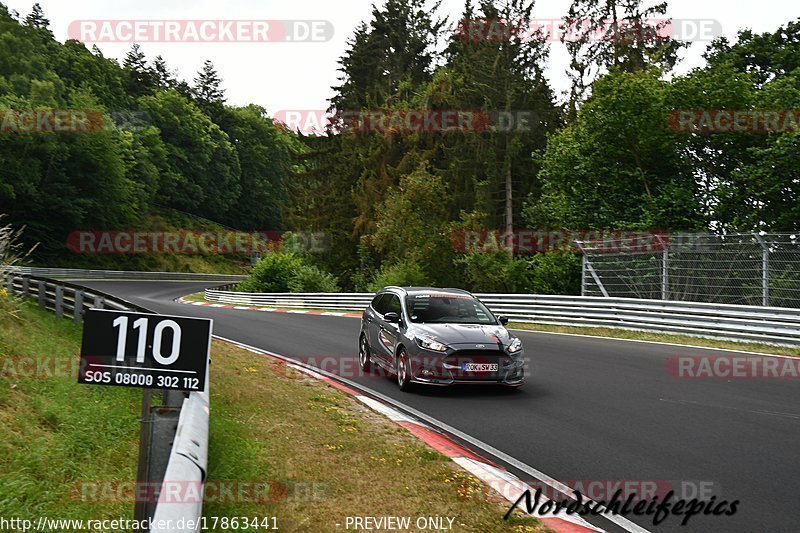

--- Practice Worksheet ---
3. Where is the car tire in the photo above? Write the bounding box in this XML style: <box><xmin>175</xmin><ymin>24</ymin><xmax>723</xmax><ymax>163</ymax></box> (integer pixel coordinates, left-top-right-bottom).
<box><xmin>396</xmin><ymin>348</ymin><xmax>413</xmax><ymax>392</ymax></box>
<box><xmin>359</xmin><ymin>334</ymin><xmax>371</xmax><ymax>372</ymax></box>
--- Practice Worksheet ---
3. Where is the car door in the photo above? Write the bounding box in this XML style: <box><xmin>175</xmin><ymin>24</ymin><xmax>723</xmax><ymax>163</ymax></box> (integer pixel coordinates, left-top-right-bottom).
<box><xmin>375</xmin><ymin>293</ymin><xmax>402</xmax><ymax>366</ymax></box>
<box><xmin>364</xmin><ymin>293</ymin><xmax>387</xmax><ymax>355</ymax></box>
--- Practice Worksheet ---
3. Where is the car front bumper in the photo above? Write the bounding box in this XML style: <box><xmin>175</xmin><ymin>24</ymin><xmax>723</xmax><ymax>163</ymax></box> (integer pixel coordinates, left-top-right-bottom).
<box><xmin>406</xmin><ymin>348</ymin><xmax>526</xmax><ymax>386</ymax></box>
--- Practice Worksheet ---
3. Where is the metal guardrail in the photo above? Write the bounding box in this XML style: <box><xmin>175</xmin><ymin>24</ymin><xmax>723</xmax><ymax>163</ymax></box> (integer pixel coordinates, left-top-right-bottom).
<box><xmin>204</xmin><ymin>289</ymin><xmax>800</xmax><ymax>347</ymax></box>
<box><xmin>8</xmin><ymin>266</ymin><xmax>245</xmax><ymax>282</ymax></box>
<box><xmin>151</xmin><ymin>374</ymin><xmax>210</xmax><ymax>533</ymax></box>
<box><xmin>205</xmin><ymin>289</ymin><xmax>375</xmax><ymax>310</ymax></box>
<box><xmin>6</xmin><ymin>273</ymin><xmax>133</xmax><ymax>320</ymax></box>
<box><xmin>4</xmin><ymin>272</ymin><xmax>210</xmax><ymax>531</ymax></box>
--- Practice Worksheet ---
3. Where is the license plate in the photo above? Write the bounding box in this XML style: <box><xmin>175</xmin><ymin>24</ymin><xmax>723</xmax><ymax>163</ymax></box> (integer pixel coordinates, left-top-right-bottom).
<box><xmin>461</xmin><ymin>363</ymin><xmax>498</xmax><ymax>372</ymax></box>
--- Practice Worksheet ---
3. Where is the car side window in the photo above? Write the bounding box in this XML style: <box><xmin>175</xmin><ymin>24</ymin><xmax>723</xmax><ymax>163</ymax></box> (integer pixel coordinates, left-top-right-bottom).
<box><xmin>371</xmin><ymin>293</ymin><xmax>388</xmax><ymax>314</ymax></box>
<box><xmin>384</xmin><ymin>294</ymin><xmax>402</xmax><ymax>315</ymax></box>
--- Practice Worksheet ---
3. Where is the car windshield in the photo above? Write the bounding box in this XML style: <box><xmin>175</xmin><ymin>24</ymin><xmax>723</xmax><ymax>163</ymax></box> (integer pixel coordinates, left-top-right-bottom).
<box><xmin>405</xmin><ymin>294</ymin><xmax>497</xmax><ymax>324</ymax></box>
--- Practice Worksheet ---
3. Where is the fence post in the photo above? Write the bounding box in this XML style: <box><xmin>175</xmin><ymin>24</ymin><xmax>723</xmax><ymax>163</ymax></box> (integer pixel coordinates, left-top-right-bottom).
<box><xmin>754</xmin><ymin>234</ymin><xmax>770</xmax><ymax>306</ymax></box>
<box><xmin>55</xmin><ymin>285</ymin><xmax>64</xmax><ymax>317</ymax></box>
<box><xmin>38</xmin><ymin>281</ymin><xmax>46</xmax><ymax>309</ymax></box>
<box><xmin>580</xmin><ymin>251</ymin><xmax>587</xmax><ymax>297</ymax></box>
<box><xmin>575</xmin><ymin>241</ymin><xmax>608</xmax><ymax>297</ymax></box>
<box><xmin>655</xmin><ymin>235</ymin><xmax>669</xmax><ymax>300</ymax></box>
<box><xmin>74</xmin><ymin>290</ymin><xmax>84</xmax><ymax>323</ymax></box>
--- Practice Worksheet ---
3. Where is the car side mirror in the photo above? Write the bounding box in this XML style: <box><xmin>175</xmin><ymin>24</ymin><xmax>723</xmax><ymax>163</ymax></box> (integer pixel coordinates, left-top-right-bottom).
<box><xmin>384</xmin><ymin>312</ymin><xmax>401</xmax><ymax>323</ymax></box>
<box><xmin>498</xmin><ymin>316</ymin><xmax>509</xmax><ymax>326</ymax></box>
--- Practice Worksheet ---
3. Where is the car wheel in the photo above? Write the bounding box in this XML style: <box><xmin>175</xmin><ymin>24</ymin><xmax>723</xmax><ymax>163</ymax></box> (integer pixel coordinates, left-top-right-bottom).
<box><xmin>359</xmin><ymin>334</ymin><xmax>371</xmax><ymax>372</ymax></box>
<box><xmin>396</xmin><ymin>348</ymin><xmax>413</xmax><ymax>392</ymax></box>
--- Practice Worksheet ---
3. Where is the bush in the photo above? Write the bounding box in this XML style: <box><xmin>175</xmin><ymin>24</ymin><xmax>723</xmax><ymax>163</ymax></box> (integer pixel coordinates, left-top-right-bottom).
<box><xmin>454</xmin><ymin>250</ymin><xmax>581</xmax><ymax>295</ymax></box>
<box><xmin>524</xmin><ymin>251</ymin><xmax>582</xmax><ymax>295</ymax></box>
<box><xmin>288</xmin><ymin>264</ymin><xmax>340</xmax><ymax>293</ymax></box>
<box><xmin>455</xmin><ymin>252</ymin><xmax>529</xmax><ymax>293</ymax></box>
<box><xmin>367</xmin><ymin>260</ymin><xmax>429</xmax><ymax>292</ymax></box>
<box><xmin>238</xmin><ymin>252</ymin><xmax>340</xmax><ymax>293</ymax></box>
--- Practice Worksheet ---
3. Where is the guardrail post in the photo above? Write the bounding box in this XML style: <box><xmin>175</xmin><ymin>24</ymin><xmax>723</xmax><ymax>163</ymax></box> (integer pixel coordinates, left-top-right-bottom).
<box><xmin>37</xmin><ymin>281</ymin><xmax>46</xmax><ymax>309</ymax></box>
<box><xmin>93</xmin><ymin>296</ymin><xmax>105</xmax><ymax>310</ymax></box>
<box><xmin>22</xmin><ymin>277</ymin><xmax>29</xmax><ymax>296</ymax></box>
<box><xmin>73</xmin><ymin>290</ymin><xmax>84</xmax><ymax>323</ymax></box>
<box><xmin>6</xmin><ymin>275</ymin><xmax>12</xmax><ymax>295</ymax></box>
<box><xmin>55</xmin><ymin>285</ymin><xmax>64</xmax><ymax>317</ymax></box>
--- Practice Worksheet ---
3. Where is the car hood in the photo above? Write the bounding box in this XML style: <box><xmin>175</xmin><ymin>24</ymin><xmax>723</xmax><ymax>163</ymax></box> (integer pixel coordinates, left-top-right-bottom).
<box><xmin>412</xmin><ymin>323</ymin><xmax>514</xmax><ymax>347</ymax></box>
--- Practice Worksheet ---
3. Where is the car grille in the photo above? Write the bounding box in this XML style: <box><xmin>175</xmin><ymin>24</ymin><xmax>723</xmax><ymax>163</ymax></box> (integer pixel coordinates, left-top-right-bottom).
<box><xmin>444</xmin><ymin>350</ymin><xmax>512</xmax><ymax>380</ymax></box>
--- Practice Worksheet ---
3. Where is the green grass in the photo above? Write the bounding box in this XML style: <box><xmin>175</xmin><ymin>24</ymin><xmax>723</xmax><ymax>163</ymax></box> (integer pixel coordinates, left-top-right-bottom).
<box><xmin>509</xmin><ymin>322</ymin><xmax>800</xmax><ymax>357</ymax></box>
<box><xmin>33</xmin><ymin>208</ymin><xmax>253</xmax><ymax>275</ymax></box>
<box><xmin>0</xmin><ymin>300</ymin><xmax>141</xmax><ymax>524</ymax></box>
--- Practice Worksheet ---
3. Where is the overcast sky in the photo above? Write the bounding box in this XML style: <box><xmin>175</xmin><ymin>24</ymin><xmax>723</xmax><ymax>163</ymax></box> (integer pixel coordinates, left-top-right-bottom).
<box><xmin>5</xmin><ymin>0</ymin><xmax>798</xmax><ymax>114</ymax></box>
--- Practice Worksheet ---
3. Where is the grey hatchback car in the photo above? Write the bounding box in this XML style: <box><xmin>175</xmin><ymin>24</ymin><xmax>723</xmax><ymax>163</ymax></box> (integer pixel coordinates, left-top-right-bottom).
<box><xmin>359</xmin><ymin>287</ymin><xmax>526</xmax><ymax>391</ymax></box>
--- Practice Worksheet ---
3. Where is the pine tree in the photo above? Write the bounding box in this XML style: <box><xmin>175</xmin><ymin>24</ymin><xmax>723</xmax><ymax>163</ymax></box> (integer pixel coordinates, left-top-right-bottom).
<box><xmin>122</xmin><ymin>43</ymin><xmax>157</xmax><ymax>97</ymax></box>
<box><xmin>330</xmin><ymin>0</ymin><xmax>443</xmax><ymax>112</ymax></box>
<box><xmin>193</xmin><ymin>60</ymin><xmax>226</xmax><ymax>107</ymax></box>
<box><xmin>441</xmin><ymin>0</ymin><xmax>559</xmax><ymax>253</ymax></box>
<box><xmin>152</xmin><ymin>55</ymin><xmax>176</xmax><ymax>88</ymax></box>
<box><xmin>25</xmin><ymin>3</ymin><xmax>49</xmax><ymax>29</ymax></box>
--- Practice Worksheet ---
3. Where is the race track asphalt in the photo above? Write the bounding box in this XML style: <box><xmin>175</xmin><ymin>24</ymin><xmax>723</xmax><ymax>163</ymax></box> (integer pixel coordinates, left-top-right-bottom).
<box><xmin>74</xmin><ymin>280</ymin><xmax>800</xmax><ymax>533</ymax></box>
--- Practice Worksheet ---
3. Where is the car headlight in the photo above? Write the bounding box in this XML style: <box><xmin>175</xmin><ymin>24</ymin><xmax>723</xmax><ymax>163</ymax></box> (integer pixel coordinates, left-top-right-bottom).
<box><xmin>417</xmin><ymin>336</ymin><xmax>448</xmax><ymax>352</ymax></box>
<box><xmin>508</xmin><ymin>338</ymin><xmax>523</xmax><ymax>353</ymax></box>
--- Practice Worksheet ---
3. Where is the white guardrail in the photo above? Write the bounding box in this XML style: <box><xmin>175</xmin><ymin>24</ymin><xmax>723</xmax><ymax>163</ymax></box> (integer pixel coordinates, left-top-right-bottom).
<box><xmin>205</xmin><ymin>289</ymin><xmax>800</xmax><ymax>347</ymax></box>
<box><xmin>8</xmin><ymin>266</ymin><xmax>245</xmax><ymax>282</ymax></box>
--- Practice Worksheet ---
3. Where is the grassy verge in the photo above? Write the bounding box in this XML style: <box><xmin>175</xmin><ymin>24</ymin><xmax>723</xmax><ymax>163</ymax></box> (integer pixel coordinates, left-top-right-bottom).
<box><xmin>509</xmin><ymin>322</ymin><xmax>800</xmax><ymax>357</ymax></box>
<box><xmin>33</xmin><ymin>208</ymin><xmax>253</xmax><ymax>275</ymax></box>
<box><xmin>183</xmin><ymin>292</ymin><xmax>211</xmax><ymax>303</ymax></box>
<box><xmin>0</xmin><ymin>297</ymin><xmax>545</xmax><ymax>532</ymax></box>
<box><xmin>0</xmin><ymin>300</ymin><xmax>141</xmax><ymax>522</ymax></box>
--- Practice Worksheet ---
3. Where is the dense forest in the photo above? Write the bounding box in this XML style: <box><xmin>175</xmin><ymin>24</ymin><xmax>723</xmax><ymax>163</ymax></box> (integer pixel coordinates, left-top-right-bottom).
<box><xmin>1</xmin><ymin>1</ymin><xmax>798</xmax><ymax>293</ymax></box>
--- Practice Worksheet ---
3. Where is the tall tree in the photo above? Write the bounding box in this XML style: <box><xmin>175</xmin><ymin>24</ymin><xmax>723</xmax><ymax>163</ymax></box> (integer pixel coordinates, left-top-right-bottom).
<box><xmin>563</xmin><ymin>0</ymin><xmax>684</xmax><ymax>119</ymax></box>
<box><xmin>671</xmin><ymin>21</ymin><xmax>800</xmax><ymax>231</ymax></box>
<box><xmin>439</xmin><ymin>0</ymin><xmax>559</xmax><ymax>252</ymax></box>
<box><xmin>25</xmin><ymin>2</ymin><xmax>49</xmax><ymax>29</ymax></box>
<box><xmin>122</xmin><ymin>43</ymin><xmax>157</xmax><ymax>98</ymax></box>
<box><xmin>330</xmin><ymin>0</ymin><xmax>444</xmax><ymax>112</ymax></box>
<box><xmin>152</xmin><ymin>55</ymin><xmax>176</xmax><ymax>88</ymax></box>
<box><xmin>524</xmin><ymin>70</ymin><xmax>703</xmax><ymax>230</ymax></box>
<box><xmin>193</xmin><ymin>59</ymin><xmax>226</xmax><ymax>116</ymax></box>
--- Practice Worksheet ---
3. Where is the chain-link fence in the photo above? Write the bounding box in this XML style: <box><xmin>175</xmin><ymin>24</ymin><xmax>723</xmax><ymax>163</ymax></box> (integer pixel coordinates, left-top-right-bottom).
<box><xmin>577</xmin><ymin>233</ymin><xmax>800</xmax><ymax>308</ymax></box>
